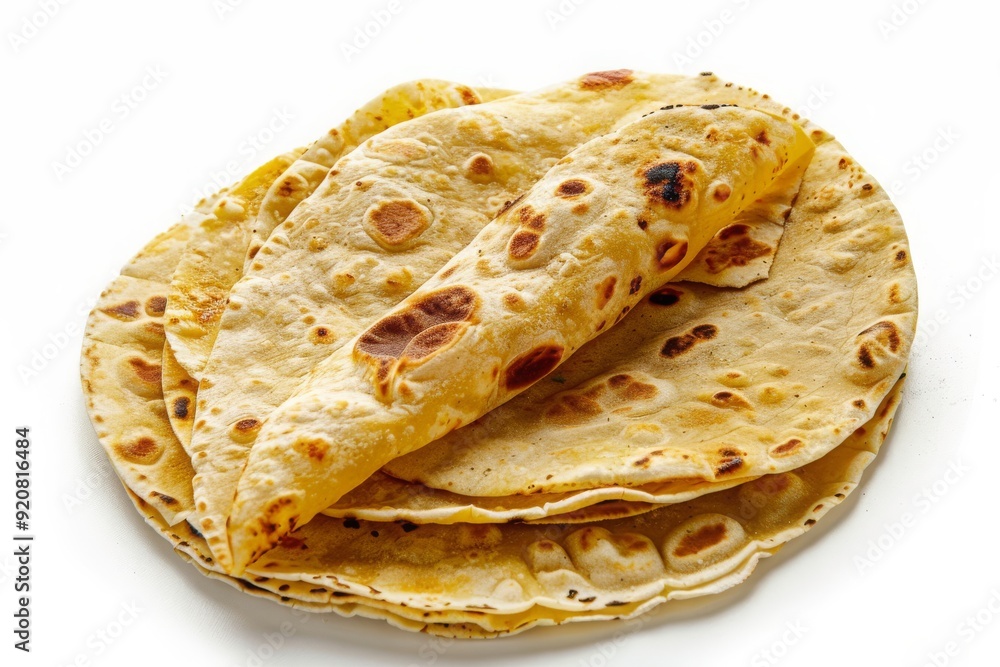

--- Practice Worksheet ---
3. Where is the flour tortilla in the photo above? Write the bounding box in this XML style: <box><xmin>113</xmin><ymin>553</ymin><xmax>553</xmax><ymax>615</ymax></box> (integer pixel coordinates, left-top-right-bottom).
<box><xmin>190</xmin><ymin>70</ymin><xmax>824</xmax><ymax>571</ymax></box>
<box><xmin>228</xmin><ymin>104</ymin><xmax>813</xmax><ymax>572</ymax></box>
<box><xmin>164</xmin><ymin>81</ymin><xmax>506</xmax><ymax>380</ymax></box>
<box><xmin>384</xmin><ymin>138</ymin><xmax>916</xmax><ymax>501</ymax></box>
<box><xmin>80</xmin><ymin>192</ymin><xmax>223</xmax><ymax>524</ymax></box>
<box><xmin>236</xmin><ymin>378</ymin><xmax>905</xmax><ymax>618</ymax></box>
<box><xmin>321</xmin><ymin>157</ymin><xmax>807</xmax><ymax>524</ymax></box>
<box><xmin>162</xmin><ymin>81</ymin><xmax>512</xmax><ymax>449</ymax></box>
<box><xmin>84</xmin><ymin>127</ymin><xmax>913</xmax><ymax>636</ymax></box>
<box><xmin>120</xmin><ymin>378</ymin><xmax>904</xmax><ymax>635</ymax></box>
<box><xmin>164</xmin><ymin>150</ymin><xmax>304</xmax><ymax>379</ymax></box>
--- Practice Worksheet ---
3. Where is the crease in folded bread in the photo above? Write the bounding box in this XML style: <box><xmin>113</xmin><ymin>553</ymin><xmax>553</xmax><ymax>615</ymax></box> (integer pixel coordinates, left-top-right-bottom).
<box><xmin>80</xmin><ymin>70</ymin><xmax>917</xmax><ymax>635</ymax></box>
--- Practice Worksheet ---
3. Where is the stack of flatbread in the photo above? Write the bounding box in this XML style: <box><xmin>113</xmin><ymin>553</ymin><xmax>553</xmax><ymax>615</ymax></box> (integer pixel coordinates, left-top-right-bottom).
<box><xmin>81</xmin><ymin>71</ymin><xmax>915</xmax><ymax>637</ymax></box>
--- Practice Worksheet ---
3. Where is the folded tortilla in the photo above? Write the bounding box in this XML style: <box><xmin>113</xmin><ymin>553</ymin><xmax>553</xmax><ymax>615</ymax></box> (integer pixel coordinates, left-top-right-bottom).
<box><xmin>189</xmin><ymin>71</ymin><xmax>823</xmax><ymax>571</ymax></box>
<box><xmin>162</xmin><ymin>81</ymin><xmax>508</xmax><ymax>449</ymax></box>
<box><xmin>227</xmin><ymin>104</ymin><xmax>814</xmax><ymax>573</ymax></box>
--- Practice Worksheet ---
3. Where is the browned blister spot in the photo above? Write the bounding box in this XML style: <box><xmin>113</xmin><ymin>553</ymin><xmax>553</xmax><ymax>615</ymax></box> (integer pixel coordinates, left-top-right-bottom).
<box><xmin>509</xmin><ymin>230</ymin><xmax>540</xmax><ymax>260</ymax></box>
<box><xmin>661</xmin><ymin>324</ymin><xmax>718</xmax><ymax>358</ymax></box>
<box><xmin>308</xmin><ymin>237</ymin><xmax>329</xmax><ymax>252</ymax></box>
<box><xmin>895</xmin><ymin>249</ymin><xmax>907</xmax><ymax>263</ymax></box>
<box><xmin>173</xmin><ymin>397</ymin><xmax>190</xmax><ymax>420</ymax></box>
<box><xmin>572</xmin><ymin>202</ymin><xmax>589</xmax><ymax>214</ymax></box>
<box><xmin>596</xmin><ymin>276</ymin><xmax>617</xmax><ymax>309</ymax></box>
<box><xmin>465</xmin><ymin>153</ymin><xmax>494</xmax><ymax>181</ymax></box>
<box><xmin>772</xmin><ymin>439</ymin><xmax>802</xmax><ymax>457</ymax></box>
<box><xmin>609</xmin><ymin>374</ymin><xmax>658</xmax><ymax>400</ymax></box>
<box><xmin>516</xmin><ymin>205</ymin><xmax>547</xmax><ymax>230</ymax></box>
<box><xmin>468</xmin><ymin>155</ymin><xmax>492</xmax><ymax>175</ymax></box>
<box><xmin>755</xmin><ymin>130</ymin><xmax>771</xmax><ymax>146</ymax></box>
<box><xmin>114</xmin><ymin>437</ymin><xmax>163</xmax><ymax>465</ymax></box>
<box><xmin>145</xmin><ymin>296</ymin><xmax>167</xmax><ymax>316</ymax></box>
<box><xmin>673</xmin><ymin>523</ymin><xmax>728</xmax><ymax>557</ymax></box>
<box><xmin>855</xmin><ymin>320</ymin><xmax>903</xmax><ymax>372</ymax></box>
<box><xmin>859</xmin><ymin>320</ymin><xmax>902</xmax><ymax>352</ymax></box>
<box><xmin>853</xmin><ymin>399</ymin><xmax>866</xmax><ymax>409</ymax></box>
<box><xmin>649</xmin><ymin>287</ymin><xmax>683</xmax><ymax>306</ymax></box>
<box><xmin>608</xmin><ymin>374</ymin><xmax>632</xmax><ymax>389</ymax></box>
<box><xmin>711</xmin><ymin>391</ymin><xmax>753</xmax><ymax>410</ymax></box>
<box><xmin>716</xmin><ymin>456</ymin><xmax>744</xmax><ymax>475</ymax></box>
<box><xmin>661</xmin><ymin>334</ymin><xmax>695</xmax><ymax>358</ymax></box>
<box><xmin>402</xmin><ymin>322</ymin><xmax>465</xmax><ymax>361</ymax></box>
<box><xmin>128</xmin><ymin>358</ymin><xmax>161</xmax><ymax>385</ymax></box>
<box><xmin>367</xmin><ymin>200</ymin><xmax>430</xmax><ymax>246</ymax></box>
<box><xmin>502</xmin><ymin>292</ymin><xmax>525</xmax><ymax>310</ymax></box>
<box><xmin>295</xmin><ymin>439</ymin><xmax>329</xmax><ymax>462</ymax></box>
<box><xmin>357</xmin><ymin>286</ymin><xmax>478</xmax><ymax>363</ymax></box>
<box><xmin>629</xmin><ymin>275</ymin><xmax>643</xmax><ymax>295</ymax></box>
<box><xmin>702</xmin><ymin>224</ymin><xmax>772</xmax><ymax>274</ymax></box>
<box><xmin>580</xmin><ymin>69</ymin><xmax>634</xmax><ymax>90</ymax></box>
<box><xmin>458</xmin><ymin>86</ymin><xmax>478</xmax><ymax>105</ymax></box>
<box><xmin>643</xmin><ymin>161</ymin><xmax>697</xmax><ymax>209</ymax></box>
<box><xmin>310</xmin><ymin>326</ymin><xmax>333</xmax><ymax>344</ymax></box>
<box><xmin>233</xmin><ymin>418</ymin><xmax>260</xmax><ymax>436</ymax></box>
<box><xmin>556</xmin><ymin>179</ymin><xmax>590</xmax><ymax>198</ymax></box>
<box><xmin>656</xmin><ymin>238</ymin><xmax>689</xmax><ymax>271</ymax></box>
<box><xmin>277</xmin><ymin>178</ymin><xmax>297</xmax><ymax>197</ymax></box>
<box><xmin>526</xmin><ymin>215</ymin><xmax>546</xmax><ymax>231</ymax></box>
<box><xmin>713</xmin><ymin>183</ymin><xmax>731</xmax><ymax>202</ymax></box>
<box><xmin>102</xmin><ymin>300</ymin><xmax>141</xmax><ymax>321</ymax></box>
<box><xmin>505</xmin><ymin>345</ymin><xmax>564</xmax><ymax>390</ymax></box>
<box><xmin>692</xmin><ymin>324</ymin><xmax>718</xmax><ymax>340</ymax></box>
<box><xmin>151</xmin><ymin>491</ymin><xmax>177</xmax><ymax>505</ymax></box>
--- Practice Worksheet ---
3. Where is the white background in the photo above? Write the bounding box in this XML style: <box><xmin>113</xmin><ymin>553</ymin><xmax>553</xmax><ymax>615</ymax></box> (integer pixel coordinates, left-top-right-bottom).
<box><xmin>2</xmin><ymin>0</ymin><xmax>998</xmax><ymax>665</ymax></box>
